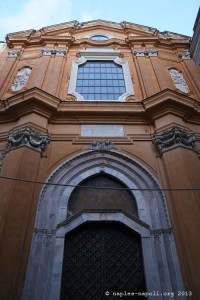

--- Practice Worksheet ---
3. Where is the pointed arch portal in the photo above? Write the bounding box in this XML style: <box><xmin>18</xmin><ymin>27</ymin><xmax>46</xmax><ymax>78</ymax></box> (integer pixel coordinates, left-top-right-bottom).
<box><xmin>23</xmin><ymin>150</ymin><xmax>185</xmax><ymax>300</ymax></box>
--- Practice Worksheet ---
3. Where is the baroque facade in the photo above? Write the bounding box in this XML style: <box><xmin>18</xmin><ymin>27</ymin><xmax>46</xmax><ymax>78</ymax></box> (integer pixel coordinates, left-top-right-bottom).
<box><xmin>0</xmin><ymin>20</ymin><xmax>200</xmax><ymax>300</ymax></box>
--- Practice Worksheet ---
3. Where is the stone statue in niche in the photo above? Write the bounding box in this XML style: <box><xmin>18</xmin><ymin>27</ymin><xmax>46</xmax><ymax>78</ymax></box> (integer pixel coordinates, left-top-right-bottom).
<box><xmin>169</xmin><ymin>68</ymin><xmax>190</xmax><ymax>93</ymax></box>
<box><xmin>11</xmin><ymin>67</ymin><xmax>31</xmax><ymax>92</ymax></box>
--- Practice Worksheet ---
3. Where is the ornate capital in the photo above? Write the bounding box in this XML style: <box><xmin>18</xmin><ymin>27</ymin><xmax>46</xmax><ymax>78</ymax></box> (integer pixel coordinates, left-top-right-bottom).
<box><xmin>55</xmin><ymin>48</ymin><xmax>67</xmax><ymax>56</ymax></box>
<box><xmin>42</xmin><ymin>48</ymin><xmax>67</xmax><ymax>56</ymax></box>
<box><xmin>8</xmin><ymin>127</ymin><xmax>50</xmax><ymax>151</ymax></box>
<box><xmin>179</xmin><ymin>51</ymin><xmax>191</xmax><ymax>60</ymax></box>
<box><xmin>8</xmin><ymin>50</ymin><xmax>20</xmax><ymax>58</ymax></box>
<box><xmin>133</xmin><ymin>49</ymin><xmax>145</xmax><ymax>57</ymax></box>
<box><xmin>134</xmin><ymin>49</ymin><xmax>158</xmax><ymax>57</ymax></box>
<box><xmin>154</xmin><ymin>127</ymin><xmax>196</xmax><ymax>153</ymax></box>
<box><xmin>88</xmin><ymin>140</ymin><xmax>118</xmax><ymax>151</ymax></box>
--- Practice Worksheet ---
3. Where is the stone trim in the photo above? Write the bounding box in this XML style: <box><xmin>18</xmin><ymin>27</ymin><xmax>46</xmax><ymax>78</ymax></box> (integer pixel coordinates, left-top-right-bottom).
<box><xmin>8</xmin><ymin>127</ymin><xmax>50</xmax><ymax>151</ymax></box>
<box><xmin>68</xmin><ymin>52</ymin><xmax>134</xmax><ymax>101</ymax></box>
<box><xmin>8</xmin><ymin>50</ymin><xmax>20</xmax><ymax>58</ymax></box>
<box><xmin>133</xmin><ymin>49</ymin><xmax>158</xmax><ymax>57</ymax></box>
<box><xmin>87</xmin><ymin>140</ymin><xmax>118</xmax><ymax>151</ymax></box>
<box><xmin>153</xmin><ymin>127</ymin><xmax>196</xmax><ymax>154</ymax></box>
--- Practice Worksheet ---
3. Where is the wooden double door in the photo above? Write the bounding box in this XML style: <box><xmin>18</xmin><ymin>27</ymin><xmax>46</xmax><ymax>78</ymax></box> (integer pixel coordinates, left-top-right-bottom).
<box><xmin>60</xmin><ymin>222</ymin><xmax>146</xmax><ymax>300</ymax></box>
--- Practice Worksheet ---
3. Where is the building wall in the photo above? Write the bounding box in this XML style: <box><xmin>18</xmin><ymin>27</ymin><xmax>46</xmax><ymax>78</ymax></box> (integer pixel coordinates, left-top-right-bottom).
<box><xmin>0</xmin><ymin>20</ymin><xmax>200</xmax><ymax>300</ymax></box>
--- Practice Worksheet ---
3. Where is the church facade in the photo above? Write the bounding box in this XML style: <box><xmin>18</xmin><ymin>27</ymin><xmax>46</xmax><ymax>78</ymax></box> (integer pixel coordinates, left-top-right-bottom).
<box><xmin>0</xmin><ymin>20</ymin><xmax>200</xmax><ymax>300</ymax></box>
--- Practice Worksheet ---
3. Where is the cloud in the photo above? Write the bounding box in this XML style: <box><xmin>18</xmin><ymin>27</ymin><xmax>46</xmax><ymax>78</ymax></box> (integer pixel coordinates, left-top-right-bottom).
<box><xmin>80</xmin><ymin>10</ymin><xmax>100</xmax><ymax>22</ymax></box>
<box><xmin>1</xmin><ymin>0</ymin><xmax>72</xmax><ymax>37</ymax></box>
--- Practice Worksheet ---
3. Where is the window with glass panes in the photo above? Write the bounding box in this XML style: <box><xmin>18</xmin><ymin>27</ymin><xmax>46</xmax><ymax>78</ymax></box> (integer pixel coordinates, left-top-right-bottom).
<box><xmin>75</xmin><ymin>61</ymin><xmax>126</xmax><ymax>100</ymax></box>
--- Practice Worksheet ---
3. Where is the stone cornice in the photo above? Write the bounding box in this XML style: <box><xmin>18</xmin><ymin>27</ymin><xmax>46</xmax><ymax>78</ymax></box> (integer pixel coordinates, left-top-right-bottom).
<box><xmin>0</xmin><ymin>88</ymin><xmax>61</xmax><ymax>122</ymax></box>
<box><xmin>142</xmin><ymin>89</ymin><xmax>200</xmax><ymax>123</ymax></box>
<box><xmin>0</xmin><ymin>88</ymin><xmax>200</xmax><ymax>124</ymax></box>
<box><xmin>5</xmin><ymin>20</ymin><xmax>189</xmax><ymax>49</ymax></box>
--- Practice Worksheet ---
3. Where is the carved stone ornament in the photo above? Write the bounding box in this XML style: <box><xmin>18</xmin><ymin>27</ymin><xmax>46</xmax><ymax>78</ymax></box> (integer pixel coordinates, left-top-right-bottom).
<box><xmin>11</xmin><ymin>67</ymin><xmax>31</xmax><ymax>92</ymax></box>
<box><xmin>66</xmin><ymin>94</ymin><xmax>76</xmax><ymax>101</ymax></box>
<box><xmin>179</xmin><ymin>51</ymin><xmax>191</xmax><ymax>60</ymax></box>
<box><xmin>42</xmin><ymin>48</ymin><xmax>67</xmax><ymax>56</ymax></box>
<box><xmin>88</xmin><ymin>140</ymin><xmax>118</xmax><ymax>151</ymax></box>
<box><xmin>134</xmin><ymin>49</ymin><xmax>158</xmax><ymax>57</ymax></box>
<box><xmin>8</xmin><ymin>50</ymin><xmax>20</xmax><ymax>58</ymax></box>
<box><xmin>169</xmin><ymin>68</ymin><xmax>190</xmax><ymax>93</ymax></box>
<box><xmin>154</xmin><ymin>127</ymin><xmax>196</xmax><ymax>153</ymax></box>
<box><xmin>8</xmin><ymin>127</ymin><xmax>50</xmax><ymax>151</ymax></box>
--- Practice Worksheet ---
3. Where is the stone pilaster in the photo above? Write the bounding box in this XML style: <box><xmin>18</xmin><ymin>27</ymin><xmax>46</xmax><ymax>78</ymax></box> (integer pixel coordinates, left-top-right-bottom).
<box><xmin>0</xmin><ymin>127</ymin><xmax>50</xmax><ymax>300</ymax></box>
<box><xmin>153</xmin><ymin>126</ymin><xmax>200</xmax><ymax>299</ymax></box>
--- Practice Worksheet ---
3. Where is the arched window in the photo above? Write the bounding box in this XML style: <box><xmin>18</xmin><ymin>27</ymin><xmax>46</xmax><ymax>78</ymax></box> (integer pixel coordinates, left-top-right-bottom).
<box><xmin>90</xmin><ymin>35</ymin><xmax>109</xmax><ymax>41</ymax></box>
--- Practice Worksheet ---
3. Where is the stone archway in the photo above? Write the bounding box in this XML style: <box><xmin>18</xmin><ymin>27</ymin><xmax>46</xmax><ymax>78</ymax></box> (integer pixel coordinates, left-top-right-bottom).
<box><xmin>23</xmin><ymin>150</ymin><xmax>185</xmax><ymax>300</ymax></box>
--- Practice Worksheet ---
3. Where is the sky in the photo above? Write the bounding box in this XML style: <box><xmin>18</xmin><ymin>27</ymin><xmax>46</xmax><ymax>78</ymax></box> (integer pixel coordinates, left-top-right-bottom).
<box><xmin>0</xmin><ymin>0</ymin><xmax>199</xmax><ymax>41</ymax></box>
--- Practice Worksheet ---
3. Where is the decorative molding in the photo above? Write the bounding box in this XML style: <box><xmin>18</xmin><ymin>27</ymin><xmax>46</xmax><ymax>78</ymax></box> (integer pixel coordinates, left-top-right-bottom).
<box><xmin>87</xmin><ymin>140</ymin><xmax>118</xmax><ymax>151</ymax></box>
<box><xmin>11</xmin><ymin>67</ymin><xmax>31</xmax><ymax>92</ymax></box>
<box><xmin>179</xmin><ymin>51</ymin><xmax>191</xmax><ymax>60</ymax></box>
<box><xmin>8</xmin><ymin>127</ymin><xmax>50</xmax><ymax>151</ymax></box>
<box><xmin>8</xmin><ymin>50</ymin><xmax>20</xmax><ymax>58</ymax></box>
<box><xmin>133</xmin><ymin>49</ymin><xmax>158</xmax><ymax>57</ymax></box>
<box><xmin>153</xmin><ymin>127</ymin><xmax>196</xmax><ymax>153</ymax></box>
<box><xmin>41</xmin><ymin>48</ymin><xmax>67</xmax><ymax>56</ymax></box>
<box><xmin>66</xmin><ymin>94</ymin><xmax>76</xmax><ymax>101</ymax></box>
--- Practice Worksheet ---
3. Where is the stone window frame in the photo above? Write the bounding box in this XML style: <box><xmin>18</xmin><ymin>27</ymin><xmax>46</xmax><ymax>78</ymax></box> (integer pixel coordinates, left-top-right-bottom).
<box><xmin>68</xmin><ymin>48</ymin><xmax>134</xmax><ymax>101</ymax></box>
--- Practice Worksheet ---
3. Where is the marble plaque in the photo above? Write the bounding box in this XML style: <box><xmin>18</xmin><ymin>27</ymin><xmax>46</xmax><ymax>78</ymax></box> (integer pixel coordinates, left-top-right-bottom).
<box><xmin>81</xmin><ymin>125</ymin><xmax>124</xmax><ymax>137</ymax></box>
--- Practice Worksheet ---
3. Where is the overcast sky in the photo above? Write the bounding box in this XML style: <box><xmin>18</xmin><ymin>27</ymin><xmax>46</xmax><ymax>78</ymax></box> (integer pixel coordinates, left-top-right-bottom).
<box><xmin>0</xmin><ymin>0</ymin><xmax>199</xmax><ymax>41</ymax></box>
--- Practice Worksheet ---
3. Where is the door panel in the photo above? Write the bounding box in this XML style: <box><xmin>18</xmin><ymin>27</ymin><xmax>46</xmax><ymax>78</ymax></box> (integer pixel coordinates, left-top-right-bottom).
<box><xmin>60</xmin><ymin>223</ymin><xmax>146</xmax><ymax>300</ymax></box>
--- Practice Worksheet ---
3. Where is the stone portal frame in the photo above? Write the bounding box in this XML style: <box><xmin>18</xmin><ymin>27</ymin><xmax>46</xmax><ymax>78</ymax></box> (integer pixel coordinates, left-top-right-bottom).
<box><xmin>68</xmin><ymin>48</ymin><xmax>134</xmax><ymax>101</ymax></box>
<box><xmin>23</xmin><ymin>150</ymin><xmax>185</xmax><ymax>300</ymax></box>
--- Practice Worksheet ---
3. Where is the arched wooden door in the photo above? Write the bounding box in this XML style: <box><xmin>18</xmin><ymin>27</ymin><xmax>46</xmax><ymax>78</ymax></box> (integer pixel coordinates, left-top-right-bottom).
<box><xmin>60</xmin><ymin>222</ymin><xmax>146</xmax><ymax>300</ymax></box>
<box><xmin>60</xmin><ymin>175</ymin><xmax>146</xmax><ymax>299</ymax></box>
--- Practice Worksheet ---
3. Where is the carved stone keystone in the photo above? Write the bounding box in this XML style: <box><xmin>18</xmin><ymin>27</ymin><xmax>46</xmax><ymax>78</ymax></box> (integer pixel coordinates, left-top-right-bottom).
<box><xmin>88</xmin><ymin>140</ymin><xmax>118</xmax><ymax>151</ymax></box>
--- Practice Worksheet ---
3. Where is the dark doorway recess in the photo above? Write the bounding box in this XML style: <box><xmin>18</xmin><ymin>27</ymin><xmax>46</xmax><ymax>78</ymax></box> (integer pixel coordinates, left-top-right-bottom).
<box><xmin>60</xmin><ymin>222</ymin><xmax>146</xmax><ymax>300</ymax></box>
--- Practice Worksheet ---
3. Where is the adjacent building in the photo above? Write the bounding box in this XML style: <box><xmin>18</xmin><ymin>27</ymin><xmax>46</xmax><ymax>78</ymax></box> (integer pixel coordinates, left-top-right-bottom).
<box><xmin>0</xmin><ymin>19</ymin><xmax>200</xmax><ymax>300</ymax></box>
<box><xmin>190</xmin><ymin>7</ymin><xmax>200</xmax><ymax>66</ymax></box>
